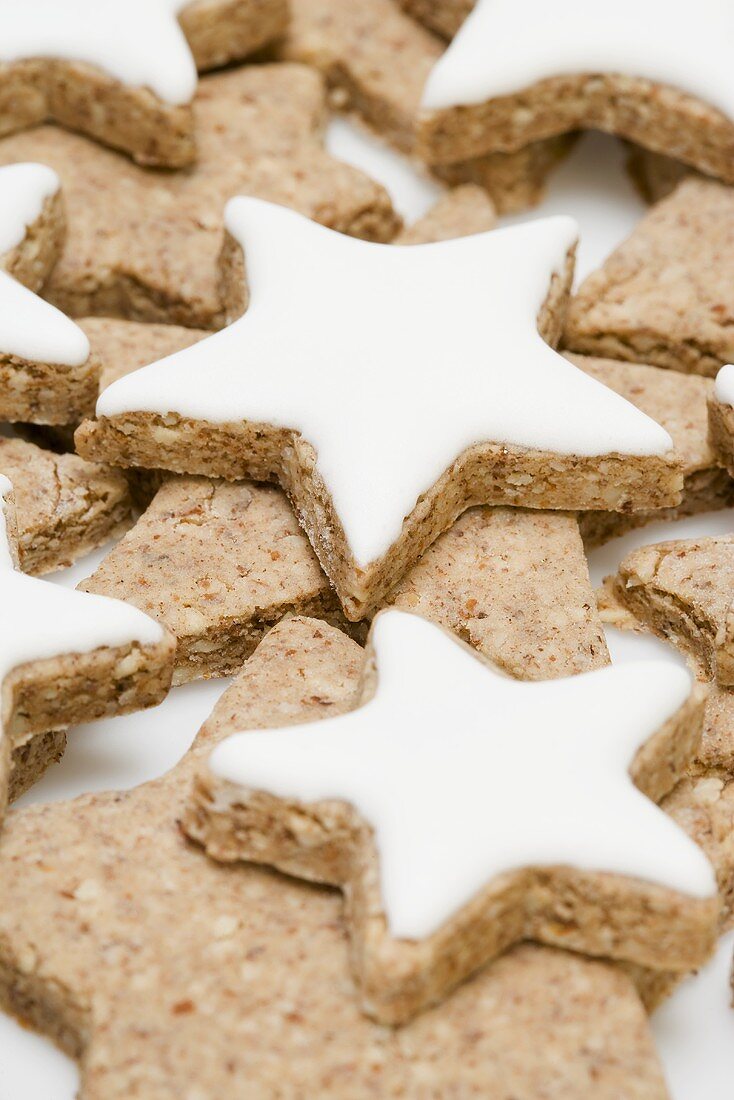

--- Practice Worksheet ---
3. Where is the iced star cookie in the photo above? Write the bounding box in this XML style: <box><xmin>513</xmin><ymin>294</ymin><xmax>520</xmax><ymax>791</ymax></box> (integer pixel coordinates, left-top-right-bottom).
<box><xmin>565</xmin><ymin>178</ymin><xmax>734</xmax><ymax>377</ymax></box>
<box><xmin>0</xmin><ymin>0</ymin><xmax>288</xmax><ymax>167</ymax></box>
<box><xmin>417</xmin><ymin>0</ymin><xmax>734</xmax><ymax>186</ymax></box>
<box><xmin>708</xmin><ymin>365</ymin><xmax>734</xmax><ymax>473</ymax></box>
<box><xmin>0</xmin><ymin>615</ymin><xmax>673</xmax><ymax>1096</ymax></box>
<box><xmin>76</xmin><ymin>198</ymin><xmax>682</xmax><ymax>619</ymax></box>
<box><xmin>281</xmin><ymin>0</ymin><xmax>574</xmax><ymax>214</ymax></box>
<box><xmin>0</xmin><ymin>163</ymin><xmax>98</xmax><ymax>425</ymax></box>
<box><xmin>598</xmin><ymin>537</ymin><xmax>734</xmax><ymax>686</ymax></box>
<box><xmin>0</xmin><ymin>65</ymin><xmax>399</xmax><ymax>330</ymax></box>
<box><xmin>0</xmin><ymin>477</ymin><xmax>174</xmax><ymax>821</ymax></box>
<box><xmin>0</xmin><ymin>435</ymin><xmax>132</xmax><ymax>575</ymax></box>
<box><xmin>570</xmin><ymin>355</ymin><xmax>734</xmax><ymax>547</ymax></box>
<box><xmin>189</xmin><ymin>610</ymin><xmax>715</xmax><ymax>1026</ymax></box>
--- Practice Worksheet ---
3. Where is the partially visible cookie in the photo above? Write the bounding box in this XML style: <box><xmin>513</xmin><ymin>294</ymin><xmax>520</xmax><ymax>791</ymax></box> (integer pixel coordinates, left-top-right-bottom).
<box><xmin>417</xmin><ymin>0</ymin><xmax>734</xmax><ymax>187</ymax></box>
<box><xmin>0</xmin><ymin>65</ymin><xmax>400</xmax><ymax>329</ymax></box>
<box><xmin>0</xmin><ymin>163</ymin><xmax>96</xmax><ymax>425</ymax></box>
<box><xmin>0</xmin><ymin>0</ymin><xmax>288</xmax><ymax>167</ymax></box>
<box><xmin>7</xmin><ymin>728</ymin><xmax>67</xmax><ymax>804</ymax></box>
<box><xmin>395</xmin><ymin>182</ymin><xmax>496</xmax><ymax>241</ymax></box>
<box><xmin>565</xmin><ymin>179</ymin><xmax>734</xmax><ymax>377</ymax></box>
<box><xmin>0</xmin><ymin>435</ymin><xmax>132</xmax><ymax>574</ymax></box>
<box><xmin>77</xmin><ymin>199</ymin><xmax>683</xmax><ymax>620</ymax></box>
<box><xmin>625</xmin><ymin>146</ymin><xmax>697</xmax><ymax>204</ymax></box>
<box><xmin>0</xmin><ymin>477</ymin><xmax>175</xmax><ymax>821</ymax></box>
<box><xmin>664</xmin><ymin>776</ymin><xmax>734</xmax><ymax>930</ymax></box>
<box><xmin>0</xmin><ymin>615</ymin><xmax>671</xmax><ymax>1097</ymax></box>
<box><xmin>598</xmin><ymin>537</ymin><xmax>734</xmax><ymax>686</ymax></box>
<box><xmin>398</xmin><ymin>0</ymin><xmax>474</xmax><ymax>38</ymax></box>
<box><xmin>570</xmin><ymin>354</ymin><xmax>734</xmax><ymax>546</ymax></box>
<box><xmin>280</xmin><ymin>0</ymin><xmax>574</xmax><ymax>214</ymax></box>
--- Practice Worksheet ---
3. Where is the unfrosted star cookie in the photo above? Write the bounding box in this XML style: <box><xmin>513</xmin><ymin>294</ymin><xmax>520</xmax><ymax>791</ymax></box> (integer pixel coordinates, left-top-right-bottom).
<box><xmin>0</xmin><ymin>0</ymin><xmax>288</xmax><ymax>167</ymax></box>
<box><xmin>0</xmin><ymin>477</ymin><xmax>174</xmax><ymax>821</ymax></box>
<box><xmin>417</xmin><ymin>0</ymin><xmax>734</xmax><ymax>185</ymax></box>
<box><xmin>570</xmin><ymin>354</ymin><xmax>734</xmax><ymax>546</ymax></box>
<box><xmin>0</xmin><ymin>435</ymin><xmax>132</xmax><ymax>575</ymax></box>
<box><xmin>280</xmin><ymin>0</ymin><xmax>574</xmax><ymax>214</ymax></box>
<box><xmin>0</xmin><ymin>615</ymin><xmax>674</xmax><ymax>1096</ymax></box>
<box><xmin>190</xmin><ymin>609</ymin><xmax>716</xmax><ymax>1026</ymax></box>
<box><xmin>565</xmin><ymin>178</ymin><xmax>734</xmax><ymax>377</ymax></box>
<box><xmin>76</xmin><ymin>197</ymin><xmax>681</xmax><ymax>619</ymax></box>
<box><xmin>0</xmin><ymin>65</ymin><xmax>399</xmax><ymax>329</ymax></box>
<box><xmin>598</xmin><ymin>537</ymin><xmax>734</xmax><ymax>686</ymax></box>
<box><xmin>0</xmin><ymin>162</ymin><xmax>97</xmax><ymax>424</ymax></box>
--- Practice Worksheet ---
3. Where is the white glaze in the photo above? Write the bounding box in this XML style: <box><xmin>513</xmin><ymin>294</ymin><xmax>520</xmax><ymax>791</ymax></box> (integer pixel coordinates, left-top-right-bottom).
<box><xmin>421</xmin><ymin>0</ymin><xmax>734</xmax><ymax>115</ymax></box>
<box><xmin>714</xmin><ymin>364</ymin><xmax>734</xmax><ymax>406</ymax></box>
<box><xmin>210</xmin><ymin>610</ymin><xmax>716</xmax><ymax>940</ymax></box>
<box><xmin>0</xmin><ymin>163</ymin><xmax>89</xmax><ymax>367</ymax></box>
<box><xmin>97</xmin><ymin>198</ymin><xmax>672</xmax><ymax>567</ymax></box>
<box><xmin>0</xmin><ymin>0</ymin><xmax>195</xmax><ymax>106</ymax></box>
<box><xmin>0</xmin><ymin>476</ymin><xmax>165</xmax><ymax>741</ymax></box>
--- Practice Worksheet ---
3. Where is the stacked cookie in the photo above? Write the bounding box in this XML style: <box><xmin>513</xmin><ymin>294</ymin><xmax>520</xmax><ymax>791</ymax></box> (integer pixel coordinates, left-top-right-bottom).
<box><xmin>1</xmin><ymin>1</ymin><xmax>734</xmax><ymax>1096</ymax></box>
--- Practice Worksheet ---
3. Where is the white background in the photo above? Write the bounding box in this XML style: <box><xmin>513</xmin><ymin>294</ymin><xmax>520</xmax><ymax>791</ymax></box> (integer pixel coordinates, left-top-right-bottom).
<box><xmin>0</xmin><ymin>123</ymin><xmax>732</xmax><ymax>1097</ymax></box>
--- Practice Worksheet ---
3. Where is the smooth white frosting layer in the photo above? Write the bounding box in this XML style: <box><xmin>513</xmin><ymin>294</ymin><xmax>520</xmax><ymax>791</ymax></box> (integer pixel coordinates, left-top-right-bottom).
<box><xmin>210</xmin><ymin>611</ymin><xmax>716</xmax><ymax>940</ymax></box>
<box><xmin>0</xmin><ymin>476</ymin><xmax>165</xmax><ymax>741</ymax></box>
<box><xmin>0</xmin><ymin>0</ymin><xmax>195</xmax><ymax>106</ymax></box>
<box><xmin>421</xmin><ymin>0</ymin><xmax>734</xmax><ymax>116</ymax></box>
<box><xmin>97</xmin><ymin>199</ymin><xmax>672</xmax><ymax>567</ymax></box>
<box><xmin>714</xmin><ymin>364</ymin><xmax>734</xmax><ymax>406</ymax></box>
<box><xmin>0</xmin><ymin>163</ymin><xmax>90</xmax><ymax>367</ymax></box>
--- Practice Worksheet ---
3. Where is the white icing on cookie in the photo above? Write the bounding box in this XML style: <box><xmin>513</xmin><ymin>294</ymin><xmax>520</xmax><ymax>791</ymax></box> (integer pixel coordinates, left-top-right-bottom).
<box><xmin>421</xmin><ymin>0</ymin><xmax>734</xmax><ymax>116</ymax></box>
<box><xmin>0</xmin><ymin>476</ymin><xmax>165</xmax><ymax>740</ymax></box>
<box><xmin>210</xmin><ymin>610</ymin><xmax>716</xmax><ymax>940</ymax></box>
<box><xmin>0</xmin><ymin>163</ymin><xmax>89</xmax><ymax>367</ymax></box>
<box><xmin>714</xmin><ymin>364</ymin><xmax>734</xmax><ymax>406</ymax></box>
<box><xmin>97</xmin><ymin>199</ymin><xmax>672</xmax><ymax>567</ymax></box>
<box><xmin>0</xmin><ymin>0</ymin><xmax>196</xmax><ymax>106</ymax></box>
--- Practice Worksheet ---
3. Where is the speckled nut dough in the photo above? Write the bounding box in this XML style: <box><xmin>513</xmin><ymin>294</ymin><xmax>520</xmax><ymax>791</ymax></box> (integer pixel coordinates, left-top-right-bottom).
<box><xmin>565</xmin><ymin>179</ymin><xmax>734</xmax><ymax>377</ymax></box>
<box><xmin>0</xmin><ymin>0</ymin><xmax>288</xmax><ymax>168</ymax></box>
<box><xmin>7</xmin><ymin>728</ymin><xmax>67</xmax><ymax>805</ymax></box>
<box><xmin>0</xmin><ymin>435</ymin><xmax>132</xmax><ymax>575</ymax></box>
<box><xmin>0</xmin><ymin>183</ymin><xmax>99</xmax><ymax>426</ymax></box>
<box><xmin>664</xmin><ymin>776</ymin><xmax>734</xmax><ymax>931</ymax></box>
<box><xmin>188</xmin><ymin>616</ymin><xmax>714</xmax><ymax>1027</ymax></box>
<box><xmin>570</xmin><ymin>354</ymin><xmax>734</xmax><ymax>546</ymax></box>
<box><xmin>398</xmin><ymin>0</ymin><xmax>474</xmax><ymax>38</ymax></box>
<box><xmin>418</xmin><ymin>67</ymin><xmax>734</xmax><ymax>186</ymax></box>
<box><xmin>0</xmin><ymin>625</ymin><xmax>671</xmax><ymax>1099</ymax></box>
<box><xmin>74</xmin><ymin>240</ymin><xmax>686</xmax><ymax>621</ymax></box>
<box><xmin>389</xmin><ymin>507</ymin><xmax>609</xmax><ymax>679</ymax></box>
<box><xmin>0</xmin><ymin>65</ymin><xmax>399</xmax><ymax>330</ymax></box>
<box><xmin>708</xmin><ymin>392</ymin><xmax>734</xmax><ymax>476</ymax></box>
<box><xmin>599</xmin><ymin>537</ymin><xmax>734</xmax><ymax>686</ymax></box>
<box><xmin>280</xmin><ymin>0</ymin><xmax>574</xmax><ymax>214</ymax></box>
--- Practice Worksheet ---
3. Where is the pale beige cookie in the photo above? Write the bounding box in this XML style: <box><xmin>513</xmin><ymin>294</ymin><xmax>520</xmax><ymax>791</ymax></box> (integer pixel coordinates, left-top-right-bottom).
<box><xmin>0</xmin><ymin>616</ymin><xmax>670</xmax><ymax>1097</ymax></box>
<box><xmin>664</xmin><ymin>776</ymin><xmax>734</xmax><ymax>930</ymax></box>
<box><xmin>598</xmin><ymin>537</ymin><xmax>734</xmax><ymax>686</ymax></box>
<box><xmin>0</xmin><ymin>435</ymin><xmax>132</xmax><ymax>575</ymax></box>
<box><xmin>280</xmin><ymin>0</ymin><xmax>574</xmax><ymax>214</ymax></box>
<box><xmin>0</xmin><ymin>65</ymin><xmax>400</xmax><ymax>329</ymax></box>
<box><xmin>565</xmin><ymin>179</ymin><xmax>734</xmax><ymax>377</ymax></box>
<box><xmin>0</xmin><ymin>0</ymin><xmax>288</xmax><ymax>168</ymax></box>
<box><xmin>390</xmin><ymin>506</ymin><xmax>609</xmax><ymax>678</ymax></box>
<box><xmin>570</xmin><ymin>354</ymin><xmax>734</xmax><ymax>546</ymax></box>
<box><xmin>398</xmin><ymin>0</ymin><xmax>474</xmax><ymax>38</ymax></box>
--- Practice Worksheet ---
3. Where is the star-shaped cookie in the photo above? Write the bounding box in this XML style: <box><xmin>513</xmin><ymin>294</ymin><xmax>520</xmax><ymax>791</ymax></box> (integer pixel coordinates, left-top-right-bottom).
<box><xmin>417</xmin><ymin>0</ymin><xmax>734</xmax><ymax>185</ymax></box>
<box><xmin>0</xmin><ymin>0</ymin><xmax>288</xmax><ymax>166</ymax></box>
<box><xmin>78</xmin><ymin>197</ymin><xmax>679</xmax><ymax>618</ymax></box>
<box><xmin>195</xmin><ymin>609</ymin><xmax>717</xmax><ymax>1024</ymax></box>
<box><xmin>0</xmin><ymin>616</ymin><xmax>675</xmax><ymax>1095</ymax></box>
<box><xmin>0</xmin><ymin>476</ymin><xmax>174</xmax><ymax>822</ymax></box>
<box><xmin>0</xmin><ymin>162</ymin><xmax>96</xmax><ymax>424</ymax></box>
<box><xmin>0</xmin><ymin>64</ymin><xmax>399</xmax><ymax>329</ymax></box>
